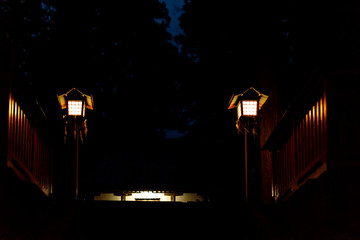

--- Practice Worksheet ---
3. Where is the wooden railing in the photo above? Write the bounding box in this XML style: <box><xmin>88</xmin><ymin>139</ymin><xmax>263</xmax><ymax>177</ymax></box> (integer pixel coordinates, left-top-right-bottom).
<box><xmin>272</xmin><ymin>83</ymin><xmax>328</xmax><ymax>200</ymax></box>
<box><xmin>7</xmin><ymin>90</ymin><xmax>53</xmax><ymax>196</ymax></box>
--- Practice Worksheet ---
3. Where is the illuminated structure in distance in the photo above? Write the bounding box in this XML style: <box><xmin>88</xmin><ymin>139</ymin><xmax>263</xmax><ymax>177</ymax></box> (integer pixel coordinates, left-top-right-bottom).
<box><xmin>94</xmin><ymin>191</ymin><xmax>208</xmax><ymax>203</ymax></box>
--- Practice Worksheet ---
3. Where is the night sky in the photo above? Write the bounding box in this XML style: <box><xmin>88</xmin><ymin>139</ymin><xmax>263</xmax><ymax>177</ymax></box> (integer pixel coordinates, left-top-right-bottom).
<box><xmin>2</xmin><ymin>0</ymin><xmax>359</xmax><ymax>195</ymax></box>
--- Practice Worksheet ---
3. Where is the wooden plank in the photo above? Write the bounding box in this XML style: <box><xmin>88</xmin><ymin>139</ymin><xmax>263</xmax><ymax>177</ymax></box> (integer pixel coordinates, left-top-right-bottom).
<box><xmin>13</xmin><ymin>101</ymin><xmax>17</xmax><ymax>155</ymax></box>
<box><xmin>41</xmin><ymin>142</ymin><xmax>44</xmax><ymax>186</ymax></box>
<box><xmin>37</xmin><ymin>140</ymin><xmax>41</xmax><ymax>184</ymax></box>
<box><xmin>279</xmin><ymin>151</ymin><xmax>283</xmax><ymax>194</ymax></box>
<box><xmin>305</xmin><ymin>113</ymin><xmax>309</xmax><ymax>167</ymax></box>
<box><xmin>292</xmin><ymin>128</ymin><xmax>296</xmax><ymax>182</ymax></box>
<box><xmin>309</xmin><ymin>109</ymin><xmax>313</xmax><ymax>165</ymax></box>
<box><xmin>279</xmin><ymin>148</ymin><xmax>283</xmax><ymax>192</ymax></box>
<box><xmin>13</xmin><ymin>101</ymin><xmax>18</xmax><ymax>155</ymax></box>
<box><xmin>282</xmin><ymin>145</ymin><xmax>285</xmax><ymax>189</ymax></box>
<box><xmin>295</xmin><ymin>125</ymin><xmax>300</xmax><ymax>175</ymax></box>
<box><xmin>283</xmin><ymin>145</ymin><xmax>286</xmax><ymax>189</ymax></box>
<box><xmin>13</xmin><ymin>101</ymin><xmax>17</xmax><ymax>154</ymax></box>
<box><xmin>22</xmin><ymin>113</ymin><xmax>26</xmax><ymax>167</ymax></box>
<box><xmin>323</xmin><ymin>91</ymin><xmax>328</xmax><ymax>150</ymax></box>
<box><xmin>8</xmin><ymin>96</ymin><xmax>13</xmax><ymax>154</ymax></box>
<box><xmin>20</xmin><ymin>110</ymin><xmax>24</xmax><ymax>164</ymax></box>
<box><xmin>275</xmin><ymin>152</ymin><xmax>280</xmax><ymax>196</ymax></box>
<box><xmin>17</xmin><ymin>105</ymin><xmax>21</xmax><ymax>158</ymax></box>
<box><xmin>24</xmin><ymin>116</ymin><xmax>27</xmax><ymax>169</ymax></box>
<box><xmin>288</xmin><ymin>138</ymin><xmax>291</xmax><ymax>183</ymax></box>
<box><xmin>16</xmin><ymin>104</ymin><xmax>20</xmax><ymax>158</ymax></box>
<box><xmin>299</xmin><ymin>123</ymin><xmax>303</xmax><ymax>175</ymax></box>
<box><xmin>29</xmin><ymin>126</ymin><xmax>33</xmax><ymax>172</ymax></box>
<box><xmin>312</xmin><ymin>105</ymin><xmax>316</xmax><ymax>161</ymax></box>
<box><xmin>320</xmin><ymin>97</ymin><xmax>324</xmax><ymax>151</ymax></box>
<box><xmin>33</xmin><ymin>130</ymin><xmax>37</xmax><ymax>176</ymax></box>
<box><xmin>288</xmin><ymin>137</ymin><xmax>292</xmax><ymax>183</ymax></box>
<box><xmin>299</xmin><ymin>119</ymin><xmax>303</xmax><ymax>172</ymax></box>
<box><xmin>27</xmin><ymin>119</ymin><xmax>31</xmax><ymax>170</ymax></box>
<box><xmin>285</xmin><ymin>137</ymin><xmax>289</xmax><ymax>184</ymax></box>
<box><xmin>309</xmin><ymin>106</ymin><xmax>313</xmax><ymax>162</ymax></box>
<box><xmin>316</xmin><ymin>101</ymin><xmax>320</xmax><ymax>157</ymax></box>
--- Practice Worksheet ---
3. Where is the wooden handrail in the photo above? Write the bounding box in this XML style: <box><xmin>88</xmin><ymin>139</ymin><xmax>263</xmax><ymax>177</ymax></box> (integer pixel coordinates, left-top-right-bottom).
<box><xmin>270</xmin><ymin>81</ymin><xmax>328</xmax><ymax>200</ymax></box>
<box><xmin>7</xmin><ymin>88</ymin><xmax>53</xmax><ymax>196</ymax></box>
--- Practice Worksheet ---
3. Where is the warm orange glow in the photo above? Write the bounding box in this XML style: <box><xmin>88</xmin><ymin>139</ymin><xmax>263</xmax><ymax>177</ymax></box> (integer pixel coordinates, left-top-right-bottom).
<box><xmin>68</xmin><ymin>100</ymin><xmax>83</xmax><ymax>116</ymax></box>
<box><xmin>237</xmin><ymin>103</ymin><xmax>242</xmax><ymax>119</ymax></box>
<box><xmin>57</xmin><ymin>94</ymin><xmax>67</xmax><ymax>109</ymax></box>
<box><xmin>242</xmin><ymin>100</ymin><xmax>258</xmax><ymax>116</ymax></box>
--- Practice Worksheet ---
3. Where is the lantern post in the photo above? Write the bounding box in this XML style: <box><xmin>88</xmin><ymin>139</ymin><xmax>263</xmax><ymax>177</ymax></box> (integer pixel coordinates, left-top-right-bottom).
<box><xmin>57</xmin><ymin>88</ymin><xmax>94</xmax><ymax>200</ymax></box>
<box><xmin>228</xmin><ymin>87</ymin><xmax>268</xmax><ymax>201</ymax></box>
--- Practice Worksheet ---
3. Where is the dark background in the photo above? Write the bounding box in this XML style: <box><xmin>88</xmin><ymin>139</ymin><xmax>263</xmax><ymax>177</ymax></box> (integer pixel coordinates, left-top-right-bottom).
<box><xmin>2</xmin><ymin>0</ymin><xmax>360</xmax><ymax>198</ymax></box>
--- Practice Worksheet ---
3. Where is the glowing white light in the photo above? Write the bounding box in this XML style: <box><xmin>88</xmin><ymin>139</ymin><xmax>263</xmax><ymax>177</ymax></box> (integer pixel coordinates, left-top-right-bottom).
<box><xmin>128</xmin><ymin>191</ymin><xmax>169</xmax><ymax>201</ymax></box>
<box><xmin>68</xmin><ymin>100</ymin><xmax>83</xmax><ymax>116</ymax></box>
<box><xmin>242</xmin><ymin>100</ymin><xmax>258</xmax><ymax>116</ymax></box>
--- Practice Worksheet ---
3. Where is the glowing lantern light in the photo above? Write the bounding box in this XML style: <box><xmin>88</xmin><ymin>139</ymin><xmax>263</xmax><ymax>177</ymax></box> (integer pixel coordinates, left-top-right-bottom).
<box><xmin>242</xmin><ymin>100</ymin><xmax>258</xmax><ymax>116</ymax></box>
<box><xmin>68</xmin><ymin>100</ymin><xmax>84</xmax><ymax>116</ymax></box>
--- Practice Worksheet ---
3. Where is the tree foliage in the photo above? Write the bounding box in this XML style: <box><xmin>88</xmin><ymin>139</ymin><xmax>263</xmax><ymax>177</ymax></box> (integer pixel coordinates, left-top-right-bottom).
<box><xmin>4</xmin><ymin>0</ymin><xmax>360</xmax><ymax>191</ymax></box>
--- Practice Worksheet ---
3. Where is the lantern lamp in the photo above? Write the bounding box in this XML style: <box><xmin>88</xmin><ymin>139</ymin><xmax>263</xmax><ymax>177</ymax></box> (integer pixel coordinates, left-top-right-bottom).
<box><xmin>227</xmin><ymin>86</ymin><xmax>269</xmax><ymax>201</ymax></box>
<box><xmin>56</xmin><ymin>88</ymin><xmax>94</xmax><ymax>200</ymax></box>
<box><xmin>228</xmin><ymin>87</ymin><xmax>268</xmax><ymax>119</ymax></box>
<box><xmin>57</xmin><ymin>88</ymin><xmax>94</xmax><ymax>118</ymax></box>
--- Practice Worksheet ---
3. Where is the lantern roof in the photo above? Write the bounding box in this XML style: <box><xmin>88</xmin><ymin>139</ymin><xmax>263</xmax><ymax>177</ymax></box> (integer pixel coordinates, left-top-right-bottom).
<box><xmin>57</xmin><ymin>88</ymin><xmax>94</xmax><ymax>110</ymax></box>
<box><xmin>228</xmin><ymin>87</ymin><xmax>269</xmax><ymax>110</ymax></box>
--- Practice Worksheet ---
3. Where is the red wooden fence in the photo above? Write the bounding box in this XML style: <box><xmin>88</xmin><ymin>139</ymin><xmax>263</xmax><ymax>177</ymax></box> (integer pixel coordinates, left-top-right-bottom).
<box><xmin>7</xmin><ymin>91</ymin><xmax>53</xmax><ymax>196</ymax></box>
<box><xmin>273</xmin><ymin>89</ymin><xmax>327</xmax><ymax>199</ymax></box>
